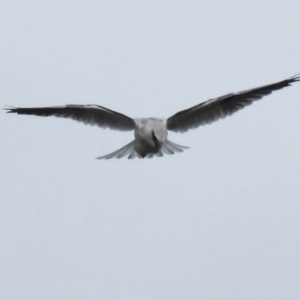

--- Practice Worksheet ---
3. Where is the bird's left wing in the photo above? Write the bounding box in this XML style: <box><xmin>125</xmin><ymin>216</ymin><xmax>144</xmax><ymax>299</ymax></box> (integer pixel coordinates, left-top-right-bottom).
<box><xmin>5</xmin><ymin>104</ymin><xmax>135</xmax><ymax>131</ymax></box>
<box><xmin>167</xmin><ymin>75</ymin><xmax>300</xmax><ymax>133</ymax></box>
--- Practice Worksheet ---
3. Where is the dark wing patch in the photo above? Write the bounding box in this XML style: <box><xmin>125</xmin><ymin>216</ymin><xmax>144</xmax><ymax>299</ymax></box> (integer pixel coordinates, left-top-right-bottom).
<box><xmin>5</xmin><ymin>104</ymin><xmax>135</xmax><ymax>131</ymax></box>
<box><xmin>167</xmin><ymin>75</ymin><xmax>300</xmax><ymax>133</ymax></box>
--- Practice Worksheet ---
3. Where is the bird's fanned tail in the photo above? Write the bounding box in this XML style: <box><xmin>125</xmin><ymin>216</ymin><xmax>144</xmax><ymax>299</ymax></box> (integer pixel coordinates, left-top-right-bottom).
<box><xmin>96</xmin><ymin>141</ymin><xmax>135</xmax><ymax>160</ymax></box>
<box><xmin>144</xmin><ymin>140</ymin><xmax>189</xmax><ymax>158</ymax></box>
<box><xmin>96</xmin><ymin>140</ymin><xmax>189</xmax><ymax>159</ymax></box>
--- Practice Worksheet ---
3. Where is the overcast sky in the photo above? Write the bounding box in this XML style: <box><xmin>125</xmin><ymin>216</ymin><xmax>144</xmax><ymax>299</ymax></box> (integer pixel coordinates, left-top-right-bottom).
<box><xmin>1</xmin><ymin>1</ymin><xmax>300</xmax><ymax>299</ymax></box>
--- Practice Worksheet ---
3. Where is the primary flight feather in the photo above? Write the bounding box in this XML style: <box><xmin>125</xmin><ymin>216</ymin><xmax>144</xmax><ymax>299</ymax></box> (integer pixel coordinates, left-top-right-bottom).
<box><xmin>5</xmin><ymin>74</ymin><xmax>299</xmax><ymax>159</ymax></box>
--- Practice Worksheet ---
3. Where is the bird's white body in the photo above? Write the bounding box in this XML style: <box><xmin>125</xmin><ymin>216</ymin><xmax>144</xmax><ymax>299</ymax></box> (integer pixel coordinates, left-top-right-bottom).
<box><xmin>5</xmin><ymin>75</ymin><xmax>299</xmax><ymax>159</ymax></box>
<box><xmin>134</xmin><ymin>118</ymin><xmax>167</xmax><ymax>156</ymax></box>
<box><xmin>99</xmin><ymin>118</ymin><xmax>188</xmax><ymax>159</ymax></box>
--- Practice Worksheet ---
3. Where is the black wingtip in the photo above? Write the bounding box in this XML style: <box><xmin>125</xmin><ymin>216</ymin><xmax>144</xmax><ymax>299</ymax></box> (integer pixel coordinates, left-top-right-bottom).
<box><xmin>3</xmin><ymin>106</ymin><xmax>16</xmax><ymax>113</ymax></box>
<box><xmin>289</xmin><ymin>74</ymin><xmax>300</xmax><ymax>82</ymax></box>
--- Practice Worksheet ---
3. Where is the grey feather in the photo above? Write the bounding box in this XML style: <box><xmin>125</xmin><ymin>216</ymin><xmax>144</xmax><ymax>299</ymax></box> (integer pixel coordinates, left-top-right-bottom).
<box><xmin>167</xmin><ymin>74</ymin><xmax>300</xmax><ymax>133</ymax></box>
<box><xmin>5</xmin><ymin>104</ymin><xmax>135</xmax><ymax>131</ymax></box>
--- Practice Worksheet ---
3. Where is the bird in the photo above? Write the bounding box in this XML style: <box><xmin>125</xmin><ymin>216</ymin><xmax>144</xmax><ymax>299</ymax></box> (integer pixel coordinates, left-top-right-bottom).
<box><xmin>5</xmin><ymin>74</ymin><xmax>299</xmax><ymax>159</ymax></box>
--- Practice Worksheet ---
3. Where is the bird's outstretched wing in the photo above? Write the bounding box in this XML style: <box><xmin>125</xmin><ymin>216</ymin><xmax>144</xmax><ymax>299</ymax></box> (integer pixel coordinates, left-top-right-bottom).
<box><xmin>167</xmin><ymin>75</ymin><xmax>300</xmax><ymax>133</ymax></box>
<box><xmin>5</xmin><ymin>104</ymin><xmax>135</xmax><ymax>131</ymax></box>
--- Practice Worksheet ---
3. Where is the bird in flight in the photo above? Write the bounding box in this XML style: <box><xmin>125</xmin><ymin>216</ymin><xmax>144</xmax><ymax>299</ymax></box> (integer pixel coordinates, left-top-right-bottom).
<box><xmin>5</xmin><ymin>75</ymin><xmax>299</xmax><ymax>159</ymax></box>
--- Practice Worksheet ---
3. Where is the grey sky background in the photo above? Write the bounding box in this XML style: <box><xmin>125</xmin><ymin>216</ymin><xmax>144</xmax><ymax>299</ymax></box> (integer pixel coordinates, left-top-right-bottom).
<box><xmin>1</xmin><ymin>1</ymin><xmax>300</xmax><ymax>299</ymax></box>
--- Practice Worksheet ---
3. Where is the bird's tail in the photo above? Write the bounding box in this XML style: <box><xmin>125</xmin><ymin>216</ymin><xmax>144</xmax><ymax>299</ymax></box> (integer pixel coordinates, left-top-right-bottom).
<box><xmin>143</xmin><ymin>140</ymin><xmax>189</xmax><ymax>158</ymax></box>
<box><xmin>96</xmin><ymin>141</ymin><xmax>136</xmax><ymax>160</ymax></box>
<box><xmin>96</xmin><ymin>140</ymin><xmax>189</xmax><ymax>160</ymax></box>
<box><xmin>160</xmin><ymin>140</ymin><xmax>189</xmax><ymax>155</ymax></box>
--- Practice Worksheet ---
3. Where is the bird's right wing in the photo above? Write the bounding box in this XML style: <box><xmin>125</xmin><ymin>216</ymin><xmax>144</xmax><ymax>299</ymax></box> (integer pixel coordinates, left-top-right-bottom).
<box><xmin>167</xmin><ymin>75</ymin><xmax>300</xmax><ymax>133</ymax></box>
<box><xmin>5</xmin><ymin>104</ymin><xmax>135</xmax><ymax>131</ymax></box>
